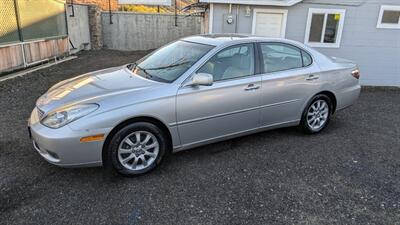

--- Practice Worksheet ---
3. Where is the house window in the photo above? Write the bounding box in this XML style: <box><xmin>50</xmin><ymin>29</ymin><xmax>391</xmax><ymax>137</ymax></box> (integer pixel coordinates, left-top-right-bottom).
<box><xmin>377</xmin><ymin>5</ymin><xmax>400</xmax><ymax>29</ymax></box>
<box><xmin>304</xmin><ymin>8</ymin><xmax>346</xmax><ymax>48</ymax></box>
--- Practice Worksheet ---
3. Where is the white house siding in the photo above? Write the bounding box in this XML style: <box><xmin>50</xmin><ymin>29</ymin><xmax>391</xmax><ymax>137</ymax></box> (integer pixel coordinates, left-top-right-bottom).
<box><xmin>210</xmin><ymin>0</ymin><xmax>400</xmax><ymax>86</ymax></box>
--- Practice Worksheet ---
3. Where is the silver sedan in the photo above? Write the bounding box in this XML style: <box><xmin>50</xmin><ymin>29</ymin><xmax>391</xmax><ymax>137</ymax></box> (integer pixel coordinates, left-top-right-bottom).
<box><xmin>28</xmin><ymin>34</ymin><xmax>361</xmax><ymax>176</ymax></box>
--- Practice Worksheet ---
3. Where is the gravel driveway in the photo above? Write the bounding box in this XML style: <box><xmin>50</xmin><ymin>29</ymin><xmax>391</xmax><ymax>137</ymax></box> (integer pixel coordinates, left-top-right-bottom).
<box><xmin>0</xmin><ymin>50</ymin><xmax>399</xmax><ymax>225</ymax></box>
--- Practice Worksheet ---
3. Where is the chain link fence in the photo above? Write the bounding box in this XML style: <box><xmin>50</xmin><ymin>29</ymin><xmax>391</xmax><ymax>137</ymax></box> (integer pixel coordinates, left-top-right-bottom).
<box><xmin>0</xmin><ymin>0</ymin><xmax>67</xmax><ymax>45</ymax></box>
<box><xmin>0</xmin><ymin>0</ymin><xmax>20</xmax><ymax>44</ymax></box>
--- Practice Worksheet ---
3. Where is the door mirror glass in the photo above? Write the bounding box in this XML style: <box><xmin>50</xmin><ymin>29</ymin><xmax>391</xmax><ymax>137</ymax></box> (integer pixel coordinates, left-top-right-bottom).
<box><xmin>189</xmin><ymin>73</ymin><xmax>213</xmax><ymax>86</ymax></box>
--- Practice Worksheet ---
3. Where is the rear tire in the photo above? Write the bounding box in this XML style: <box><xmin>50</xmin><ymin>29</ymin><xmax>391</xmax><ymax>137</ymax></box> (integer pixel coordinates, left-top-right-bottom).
<box><xmin>105</xmin><ymin>122</ymin><xmax>168</xmax><ymax>176</ymax></box>
<box><xmin>300</xmin><ymin>94</ymin><xmax>332</xmax><ymax>134</ymax></box>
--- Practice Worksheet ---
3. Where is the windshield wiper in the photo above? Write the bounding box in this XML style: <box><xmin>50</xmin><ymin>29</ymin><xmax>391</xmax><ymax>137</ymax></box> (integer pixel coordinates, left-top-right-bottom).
<box><xmin>128</xmin><ymin>60</ymin><xmax>184</xmax><ymax>83</ymax></box>
<box><xmin>127</xmin><ymin>63</ymin><xmax>136</xmax><ymax>70</ymax></box>
<box><xmin>128</xmin><ymin>63</ymin><xmax>154</xmax><ymax>79</ymax></box>
<box><xmin>143</xmin><ymin>56</ymin><xmax>192</xmax><ymax>71</ymax></box>
<box><xmin>145</xmin><ymin>61</ymin><xmax>191</xmax><ymax>71</ymax></box>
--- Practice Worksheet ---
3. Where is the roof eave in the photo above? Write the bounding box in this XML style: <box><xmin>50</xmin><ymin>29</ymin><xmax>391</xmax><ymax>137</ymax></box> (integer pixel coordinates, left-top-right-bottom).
<box><xmin>199</xmin><ymin>0</ymin><xmax>303</xmax><ymax>6</ymax></box>
<box><xmin>200</xmin><ymin>0</ymin><xmax>303</xmax><ymax>6</ymax></box>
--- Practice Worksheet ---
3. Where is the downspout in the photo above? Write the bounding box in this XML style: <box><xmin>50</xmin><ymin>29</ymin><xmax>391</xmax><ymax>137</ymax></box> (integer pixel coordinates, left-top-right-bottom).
<box><xmin>208</xmin><ymin>3</ymin><xmax>213</xmax><ymax>33</ymax></box>
<box><xmin>235</xmin><ymin>5</ymin><xmax>239</xmax><ymax>33</ymax></box>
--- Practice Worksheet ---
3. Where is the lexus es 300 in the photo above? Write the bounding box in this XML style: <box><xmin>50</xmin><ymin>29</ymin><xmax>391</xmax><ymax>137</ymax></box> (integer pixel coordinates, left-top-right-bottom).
<box><xmin>28</xmin><ymin>34</ymin><xmax>360</xmax><ymax>176</ymax></box>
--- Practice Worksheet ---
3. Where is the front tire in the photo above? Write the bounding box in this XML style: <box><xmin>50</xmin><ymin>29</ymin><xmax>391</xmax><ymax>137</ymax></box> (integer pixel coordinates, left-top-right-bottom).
<box><xmin>300</xmin><ymin>94</ymin><xmax>332</xmax><ymax>134</ymax></box>
<box><xmin>106</xmin><ymin>122</ymin><xmax>168</xmax><ymax>176</ymax></box>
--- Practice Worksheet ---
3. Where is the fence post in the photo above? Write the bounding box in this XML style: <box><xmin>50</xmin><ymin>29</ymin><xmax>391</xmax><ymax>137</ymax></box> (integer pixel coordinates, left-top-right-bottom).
<box><xmin>69</xmin><ymin>0</ymin><xmax>75</xmax><ymax>17</ymax></box>
<box><xmin>12</xmin><ymin>0</ymin><xmax>27</xmax><ymax>67</ymax></box>
<box><xmin>108</xmin><ymin>0</ymin><xmax>113</xmax><ymax>24</ymax></box>
<box><xmin>12</xmin><ymin>0</ymin><xmax>23</xmax><ymax>42</ymax></box>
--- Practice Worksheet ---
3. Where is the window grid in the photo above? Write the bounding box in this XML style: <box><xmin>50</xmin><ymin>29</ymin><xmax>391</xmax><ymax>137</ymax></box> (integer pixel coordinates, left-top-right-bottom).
<box><xmin>377</xmin><ymin>5</ymin><xmax>400</xmax><ymax>29</ymax></box>
<box><xmin>304</xmin><ymin>8</ymin><xmax>346</xmax><ymax>48</ymax></box>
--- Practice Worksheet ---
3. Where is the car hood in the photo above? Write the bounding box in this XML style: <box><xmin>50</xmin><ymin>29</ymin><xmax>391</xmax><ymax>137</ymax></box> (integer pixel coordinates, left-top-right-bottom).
<box><xmin>36</xmin><ymin>66</ymin><xmax>162</xmax><ymax>113</ymax></box>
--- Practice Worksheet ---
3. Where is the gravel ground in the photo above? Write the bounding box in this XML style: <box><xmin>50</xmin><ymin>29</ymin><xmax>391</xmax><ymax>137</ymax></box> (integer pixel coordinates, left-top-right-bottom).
<box><xmin>0</xmin><ymin>50</ymin><xmax>399</xmax><ymax>225</ymax></box>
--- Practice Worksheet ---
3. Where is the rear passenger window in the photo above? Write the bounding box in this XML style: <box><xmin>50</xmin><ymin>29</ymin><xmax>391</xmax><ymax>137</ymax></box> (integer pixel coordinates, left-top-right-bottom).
<box><xmin>302</xmin><ymin>50</ymin><xmax>313</xmax><ymax>67</ymax></box>
<box><xmin>260</xmin><ymin>43</ymin><xmax>303</xmax><ymax>73</ymax></box>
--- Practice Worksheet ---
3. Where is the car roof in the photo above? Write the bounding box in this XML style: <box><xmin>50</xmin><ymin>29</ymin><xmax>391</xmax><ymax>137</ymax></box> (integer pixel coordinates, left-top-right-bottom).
<box><xmin>182</xmin><ymin>34</ymin><xmax>291</xmax><ymax>47</ymax></box>
<box><xmin>181</xmin><ymin>34</ymin><xmax>336</xmax><ymax>71</ymax></box>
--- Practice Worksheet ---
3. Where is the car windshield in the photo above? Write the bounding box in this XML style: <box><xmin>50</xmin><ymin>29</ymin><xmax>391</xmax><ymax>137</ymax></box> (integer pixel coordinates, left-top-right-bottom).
<box><xmin>129</xmin><ymin>41</ymin><xmax>214</xmax><ymax>83</ymax></box>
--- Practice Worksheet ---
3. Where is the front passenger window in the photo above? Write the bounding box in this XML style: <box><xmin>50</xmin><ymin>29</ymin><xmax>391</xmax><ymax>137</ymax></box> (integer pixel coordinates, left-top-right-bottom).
<box><xmin>261</xmin><ymin>43</ymin><xmax>303</xmax><ymax>73</ymax></box>
<box><xmin>197</xmin><ymin>44</ymin><xmax>255</xmax><ymax>81</ymax></box>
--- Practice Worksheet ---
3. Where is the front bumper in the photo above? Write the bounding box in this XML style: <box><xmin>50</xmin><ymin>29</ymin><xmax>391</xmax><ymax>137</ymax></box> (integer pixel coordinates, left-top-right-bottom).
<box><xmin>28</xmin><ymin>107</ymin><xmax>111</xmax><ymax>168</ymax></box>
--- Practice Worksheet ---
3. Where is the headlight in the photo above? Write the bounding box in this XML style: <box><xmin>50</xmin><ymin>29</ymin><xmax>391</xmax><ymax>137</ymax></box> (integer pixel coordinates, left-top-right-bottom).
<box><xmin>41</xmin><ymin>104</ymin><xmax>99</xmax><ymax>129</ymax></box>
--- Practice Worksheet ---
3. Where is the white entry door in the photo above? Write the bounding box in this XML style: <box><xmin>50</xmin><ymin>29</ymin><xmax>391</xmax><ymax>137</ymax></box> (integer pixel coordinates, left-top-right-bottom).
<box><xmin>252</xmin><ymin>9</ymin><xmax>288</xmax><ymax>38</ymax></box>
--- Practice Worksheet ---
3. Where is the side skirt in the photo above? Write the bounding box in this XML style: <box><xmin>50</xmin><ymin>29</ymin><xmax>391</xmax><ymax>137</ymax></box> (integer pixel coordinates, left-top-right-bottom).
<box><xmin>172</xmin><ymin>119</ymin><xmax>300</xmax><ymax>153</ymax></box>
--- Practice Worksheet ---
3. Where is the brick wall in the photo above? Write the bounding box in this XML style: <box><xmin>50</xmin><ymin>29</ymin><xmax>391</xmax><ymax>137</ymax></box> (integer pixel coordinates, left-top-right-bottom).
<box><xmin>72</xmin><ymin>0</ymin><xmax>118</xmax><ymax>11</ymax></box>
<box><xmin>87</xmin><ymin>5</ymin><xmax>103</xmax><ymax>49</ymax></box>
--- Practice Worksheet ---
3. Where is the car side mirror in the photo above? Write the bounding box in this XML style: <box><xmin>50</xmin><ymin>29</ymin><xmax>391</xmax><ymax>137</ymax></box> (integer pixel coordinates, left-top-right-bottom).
<box><xmin>188</xmin><ymin>73</ymin><xmax>213</xmax><ymax>86</ymax></box>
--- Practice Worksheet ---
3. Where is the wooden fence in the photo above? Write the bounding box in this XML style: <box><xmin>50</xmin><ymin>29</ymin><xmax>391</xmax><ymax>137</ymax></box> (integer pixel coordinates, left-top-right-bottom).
<box><xmin>0</xmin><ymin>37</ymin><xmax>69</xmax><ymax>74</ymax></box>
<box><xmin>0</xmin><ymin>0</ymin><xmax>69</xmax><ymax>74</ymax></box>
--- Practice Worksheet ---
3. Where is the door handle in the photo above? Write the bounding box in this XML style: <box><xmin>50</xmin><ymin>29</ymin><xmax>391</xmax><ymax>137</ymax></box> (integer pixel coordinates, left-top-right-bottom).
<box><xmin>244</xmin><ymin>83</ymin><xmax>260</xmax><ymax>91</ymax></box>
<box><xmin>306</xmin><ymin>74</ymin><xmax>319</xmax><ymax>81</ymax></box>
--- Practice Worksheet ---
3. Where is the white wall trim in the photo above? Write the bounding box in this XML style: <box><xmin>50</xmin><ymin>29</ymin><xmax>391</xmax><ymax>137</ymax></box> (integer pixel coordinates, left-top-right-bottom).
<box><xmin>377</xmin><ymin>5</ymin><xmax>400</xmax><ymax>29</ymax></box>
<box><xmin>304</xmin><ymin>8</ymin><xmax>346</xmax><ymax>48</ymax></box>
<box><xmin>251</xmin><ymin>8</ymin><xmax>288</xmax><ymax>38</ymax></box>
<box><xmin>208</xmin><ymin>3</ymin><xmax>214</xmax><ymax>34</ymax></box>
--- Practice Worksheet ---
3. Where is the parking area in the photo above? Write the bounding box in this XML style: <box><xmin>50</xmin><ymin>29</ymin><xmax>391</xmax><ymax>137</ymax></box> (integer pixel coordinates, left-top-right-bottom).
<box><xmin>0</xmin><ymin>50</ymin><xmax>399</xmax><ymax>225</ymax></box>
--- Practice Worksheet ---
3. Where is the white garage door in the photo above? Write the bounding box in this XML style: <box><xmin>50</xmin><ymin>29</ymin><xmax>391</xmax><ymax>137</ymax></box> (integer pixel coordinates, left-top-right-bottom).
<box><xmin>252</xmin><ymin>9</ymin><xmax>288</xmax><ymax>38</ymax></box>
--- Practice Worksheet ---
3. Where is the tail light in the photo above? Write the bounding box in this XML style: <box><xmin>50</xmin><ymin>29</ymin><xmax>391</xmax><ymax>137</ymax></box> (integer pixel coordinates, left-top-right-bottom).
<box><xmin>351</xmin><ymin>69</ymin><xmax>360</xmax><ymax>79</ymax></box>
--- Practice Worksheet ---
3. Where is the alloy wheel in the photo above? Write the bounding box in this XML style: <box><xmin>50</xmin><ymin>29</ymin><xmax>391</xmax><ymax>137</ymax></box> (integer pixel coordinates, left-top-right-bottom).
<box><xmin>306</xmin><ymin>99</ymin><xmax>329</xmax><ymax>131</ymax></box>
<box><xmin>117</xmin><ymin>131</ymin><xmax>159</xmax><ymax>171</ymax></box>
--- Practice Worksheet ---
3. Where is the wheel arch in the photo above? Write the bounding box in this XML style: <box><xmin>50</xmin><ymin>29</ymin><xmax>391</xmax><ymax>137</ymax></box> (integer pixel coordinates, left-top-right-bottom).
<box><xmin>102</xmin><ymin>116</ymin><xmax>173</xmax><ymax>165</ymax></box>
<box><xmin>302</xmin><ymin>90</ymin><xmax>337</xmax><ymax>116</ymax></box>
<box><xmin>317</xmin><ymin>90</ymin><xmax>337</xmax><ymax>114</ymax></box>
